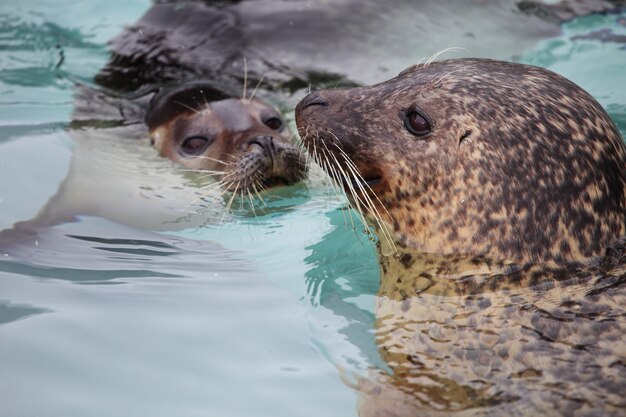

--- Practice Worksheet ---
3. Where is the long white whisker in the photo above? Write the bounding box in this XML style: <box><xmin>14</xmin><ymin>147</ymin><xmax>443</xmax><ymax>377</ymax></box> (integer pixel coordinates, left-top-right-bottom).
<box><xmin>320</xmin><ymin>140</ymin><xmax>370</xmax><ymax>233</ymax></box>
<box><xmin>192</xmin><ymin>155</ymin><xmax>230</xmax><ymax>166</ymax></box>
<box><xmin>248</xmin><ymin>75</ymin><xmax>266</xmax><ymax>102</ymax></box>
<box><xmin>251</xmin><ymin>180</ymin><xmax>268</xmax><ymax>207</ymax></box>
<box><xmin>242</xmin><ymin>57</ymin><xmax>248</xmax><ymax>100</ymax></box>
<box><xmin>247</xmin><ymin>190</ymin><xmax>259</xmax><ymax>221</ymax></box>
<box><xmin>173</xmin><ymin>100</ymin><xmax>200</xmax><ymax>114</ymax></box>
<box><xmin>323</xmin><ymin>150</ymin><xmax>355</xmax><ymax>230</ymax></box>
<box><xmin>341</xmin><ymin>154</ymin><xmax>397</xmax><ymax>253</ymax></box>
<box><xmin>425</xmin><ymin>46</ymin><xmax>469</xmax><ymax>66</ymax></box>
<box><xmin>328</xmin><ymin>140</ymin><xmax>397</xmax><ymax>251</ymax></box>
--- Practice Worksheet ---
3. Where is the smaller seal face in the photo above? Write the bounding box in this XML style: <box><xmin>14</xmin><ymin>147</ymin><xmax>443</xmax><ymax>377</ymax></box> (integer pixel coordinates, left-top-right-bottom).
<box><xmin>146</xmin><ymin>82</ymin><xmax>306</xmax><ymax>192</ymax></box>
<box><xmin>296</xmin><ymin>59</ymin><xmax>626</xmax><ymax>265</ymax></box>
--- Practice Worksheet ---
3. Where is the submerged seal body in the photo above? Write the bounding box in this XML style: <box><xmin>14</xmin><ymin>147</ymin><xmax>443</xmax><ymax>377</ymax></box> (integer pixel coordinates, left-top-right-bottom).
<box><xmin>296</xmin><ymin>59</ymin><xmax>626</xmax><ymax>415</ymax></box>
<box><xmin>296</xmin><ymin>58</ymin><xmax>626</xmax><ymax>267</ymax></box>
<box><xmin>146</xmin><ymin>82</ymin><xmax>305</xmax><ymax>192</ymax></box>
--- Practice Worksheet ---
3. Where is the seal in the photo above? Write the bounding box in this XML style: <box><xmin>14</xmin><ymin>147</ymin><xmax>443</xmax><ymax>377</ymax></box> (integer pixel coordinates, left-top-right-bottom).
<box><xmin>296</xmin><ymin>58</ymin><xmax>626</xmax><ymax>268</ymax></box>
<box><xmin>145</xmin><ymin>82</ymin><xmax>306</xmax><ymax>192</ymax></box>
<box><xmin>296</xmin><ymin>58</ymin><xmax>626</xmax><ymax>416</ymax></box>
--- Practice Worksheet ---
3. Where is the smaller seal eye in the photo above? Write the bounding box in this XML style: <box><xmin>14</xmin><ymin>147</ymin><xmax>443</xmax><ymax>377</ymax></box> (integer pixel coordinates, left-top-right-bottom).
<box><xmin>405</xmin><ymin>111</ymin><xmax>431</xmax><ymax>136</ymax></box>
<box><xmin>181</xmin><ymin>136</ymin><xmax>210</xmax><ymax>155</ymax></box>
<box><xmin>264</xmin><ymin>117</ymin><xmax>283</xmax><ymax>131</ymax></box>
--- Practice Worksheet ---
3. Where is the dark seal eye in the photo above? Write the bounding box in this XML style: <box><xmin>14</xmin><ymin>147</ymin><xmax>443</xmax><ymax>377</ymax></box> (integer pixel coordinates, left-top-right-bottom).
<box><xmin>404</xmin><ymin>110</ymin><xmax>431</xmax><ymax>136</ymax></box>
<box><xmin>181</xmin><ymin>136</ymin><xmax>210</xmax><ymax>155</ymax></box>
<box><xmin>264</xmin><ymin>117</ymin><xmax>283</xmax><ymax>131</ymax></box>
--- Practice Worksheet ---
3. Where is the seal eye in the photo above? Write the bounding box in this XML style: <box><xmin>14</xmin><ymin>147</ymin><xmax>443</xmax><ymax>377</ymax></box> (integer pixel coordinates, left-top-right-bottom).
<box><xmin>181</xmin><ymin>136</ymin><xmax>210</xmax><ymax>155</ymax></box>
<box><xmin>405</xmin><ymin>111</ymin><xmax>431</xmax><ymax>136</ymax></box>
<box><xmin>264</xmin><ymin>117</ymin><xmax>283</xmax><ymax>131</ymax></box>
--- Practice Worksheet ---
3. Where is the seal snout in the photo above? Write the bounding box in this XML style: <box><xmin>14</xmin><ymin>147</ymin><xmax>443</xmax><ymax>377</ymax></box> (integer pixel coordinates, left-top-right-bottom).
<box><xmin>245</xmin><ymin>135</ymin><xmax>306</xmax><ymax>187</ymax></box>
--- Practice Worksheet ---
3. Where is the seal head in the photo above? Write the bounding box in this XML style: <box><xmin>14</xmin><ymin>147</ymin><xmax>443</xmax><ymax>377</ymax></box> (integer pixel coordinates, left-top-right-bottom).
<box><xmin>147</xmin><ymin>82</ymin><xmax>306</xmax><ymax>191</ymax></box>
<box><xmin>296</xmin><ymin>59</ymin><xmax>626</xmax><ymax>265</ymax></box>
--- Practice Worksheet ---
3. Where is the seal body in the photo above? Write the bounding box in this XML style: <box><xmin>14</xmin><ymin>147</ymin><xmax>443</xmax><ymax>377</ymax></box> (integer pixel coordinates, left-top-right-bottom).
<box><xmin>296</xmin><ymin>58</ymin><xmax>626</xmax><ymax>266</ymax></box>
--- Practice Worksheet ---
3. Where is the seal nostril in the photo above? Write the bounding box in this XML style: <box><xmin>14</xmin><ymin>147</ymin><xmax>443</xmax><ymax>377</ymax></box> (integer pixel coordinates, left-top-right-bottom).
<box><xmin>248</xmin><ymin>135</ymin><xmax>275</xmax><ymax>152</ymax></box>
<box><xmin>298</xmin><ymin>91</ymin><xmax>329</xmax><ymax>111</ymax></box>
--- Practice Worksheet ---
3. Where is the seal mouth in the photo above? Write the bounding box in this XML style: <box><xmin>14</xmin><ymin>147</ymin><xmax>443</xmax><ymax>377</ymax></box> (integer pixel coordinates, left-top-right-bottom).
<box><xmin>351</xmin><ymin>175</ymin><xmax>381</xmax><ymax>188</ymax></box>
<box><xmin>261</xmin><ymin>176</ymin><xmax>291</xmax><ymax>188</ymax></box>
<box><xmin>223</xmin><ymin>138</ymin><xmax>306</xmax><ymax>193</ymax></box>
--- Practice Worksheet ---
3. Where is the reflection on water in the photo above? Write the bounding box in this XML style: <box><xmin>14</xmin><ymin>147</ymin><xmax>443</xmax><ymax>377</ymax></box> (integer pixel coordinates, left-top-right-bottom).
<box><xmin>0</xmin><ymin>300</ymin><xmax>52</xmax><ymax>325</ymax></box>
<box><xmin>356</xmin><ymin>258</ymin><xmax>626</xmax><ymax>415</ymax></box>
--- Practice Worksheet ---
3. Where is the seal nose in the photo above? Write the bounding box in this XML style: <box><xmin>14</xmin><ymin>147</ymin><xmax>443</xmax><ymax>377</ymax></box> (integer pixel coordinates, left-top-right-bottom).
<box><xmin>296</xmin><ymin>91</ymin><xmax>329</xmax><ymax>114</ymax></box>
<box><xmin>247</xmin><ymin>135</ymin><xmax>276</xmax><ymax>154</ymax></box>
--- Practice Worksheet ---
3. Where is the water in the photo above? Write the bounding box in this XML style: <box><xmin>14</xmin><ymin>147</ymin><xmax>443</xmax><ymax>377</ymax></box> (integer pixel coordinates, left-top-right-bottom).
<box><xmin>1</xmin><ymin>1</ymin><xmax>625</xmax><ymax>416</ymax></box>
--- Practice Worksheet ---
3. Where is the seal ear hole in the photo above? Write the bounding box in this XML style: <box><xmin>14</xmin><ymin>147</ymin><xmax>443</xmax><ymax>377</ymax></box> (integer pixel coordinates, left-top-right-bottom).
<box><xmin>264</xmin><ymin>117</ymin><xmax>284</xmax><ymax>131</ymax></box>
<box><xmin>404</xmin><ymin>110</ymin><xmax>431</xmax><ymax>137</ymax></box>
<box><xmin>459</xmin><ymin>130</ymin><xmax>473</xmax><ymax>145</ymax></box>
<box><xmin>181</xmin><ymin>136</ymin><xmax>211</xmax><ymax>155</ymax></box>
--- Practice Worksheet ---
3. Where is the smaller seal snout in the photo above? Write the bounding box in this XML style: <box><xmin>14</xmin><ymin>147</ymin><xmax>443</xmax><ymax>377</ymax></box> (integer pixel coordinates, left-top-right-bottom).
<box><xmin>244</xmin><ymin>135</ymin><xmax>305</xmax><ymax>187</ymax></box>
<box><xmin>296</xmin><ymin>91</ymin><xmax>329</xmax><ymax>113</ymax></box>
<box><xmin>247</xmin><ymin>135</ymin><xmax>277</xmax><ymax>155</ymax></box>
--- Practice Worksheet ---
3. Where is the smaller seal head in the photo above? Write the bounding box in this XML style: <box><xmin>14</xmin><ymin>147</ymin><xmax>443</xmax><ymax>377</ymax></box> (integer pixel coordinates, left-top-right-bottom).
<box><xmin>146</xmin><ymin>81</ymin><xmax>306</xmax><ymax>191</ymax></box>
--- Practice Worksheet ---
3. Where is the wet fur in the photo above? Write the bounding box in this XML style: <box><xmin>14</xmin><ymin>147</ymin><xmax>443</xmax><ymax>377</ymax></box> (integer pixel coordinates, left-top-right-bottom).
<box><xmin>296</xmin><ymin>58</ymin><xmax>626</xmax><ymax>416</ymax></box>
<box><xmin>297</xmin><ymin>59</ymin><xmax>626</xmax><ymax>265</ymax></box>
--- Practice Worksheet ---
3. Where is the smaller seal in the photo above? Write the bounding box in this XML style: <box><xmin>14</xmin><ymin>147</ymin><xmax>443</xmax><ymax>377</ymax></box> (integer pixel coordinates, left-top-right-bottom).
<box><xmin>146</xmin><ymin>81</ymin><xmax>306</xmax><ymax>192</ymax></box>
<box><xmin>296</xmin><ymin>58</ymin><xmax>626</xmax><ymax>267</ymax></box>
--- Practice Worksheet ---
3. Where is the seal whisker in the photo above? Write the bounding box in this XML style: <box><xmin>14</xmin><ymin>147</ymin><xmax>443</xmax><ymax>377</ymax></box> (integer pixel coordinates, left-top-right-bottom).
<box><xmin>173</xmin><ymin>100</ymin><xmax>200</xmax><ymax>114</ymax></box>
<box><xmin>182</xmin><ymin>176</ymin><xmax>235</xmax><ymax>210</ymax></box>
<box><xmin>195</xmin><ymin>171</ymin><xmax>237</xmax><ymax>189</ymax></box>
<box><xmin>247</xmin><ymin>189</ymin><xmax>259</xmax><ymax>221</ymax></box>
<box><xmin>193</xmin><ymin>155</ymin><xmax>230</xmax><ymax>166</ymax></box>
<box><xmin>248</xmin><ymin>74</ymin><xmax>266</xmax><ymax>102</ymax></box>
<box><xmin>239</xmin><ymin>188</ymin><xmax>246</xmax><ymax>211</ymax></box>
<box><xmin>251</xmin><ymin>180</ymin><xmax>268</xmax><ymax>207</ymax></box>
<box><xmin>424</xmin><ymin>46</ymin><xmax>468</xmax><ymax>66</ymax></box>
<box><xmin>306</xmin><ymin>132</ymin><xmax>333</xmax><ymax>196</ymax></box>
<box><xmin>242</xmin><ymin>57</ymin><xmax>248</xmax><ymax>100</ymax></box>
<box><xmin>329</xmin><ymin>141</ymin><xmax>395</xmax><ymax>248</ymax></box>
<box><xmin>341</xmin><ymin>154</ymin><xmax>397</xmax><ymax>253</ymax></box>
<box><xmin>317</xmin><ymin>141</ymin><xmax>355</xmax><ymax>229</ymax></box>
<box><xmin>298</xmin><ymin>127</ymin><xmax>314</xmax><ymax>170</ymax></box>
<box><xmin>176</xmin><ymin>168</ymin><xmax>229</xmax><ymax>175</ymax></box>
<box><xmin>325</xmin><ymin>154</ymin><xmax>356</xmax><ymax>230</ymax></box>
<box><xmin>320</xmin><ymin>139</ymin><xmax>371</xmax><ymax>235</ymax></box>
<box><xmin>322</xmin><ymin>132</ymin><xmax>397</xmax><ymax>252</ymax></box>
<box><xmin>432</xmin><ymin>68</ymin><xmax>462</xmax><ymax>87</ymax></box>
<box><xmin>223</xmin><ymin>181</ymin><xmax>241</xmax><ymax>215</ymax></box>
<box><xmin>178</xmin><ymin>174</ymin><xmax>232</xmax><ymax>200</ymax></box>
<box><xmin>328</xmin><ymin>137</ymin><xmax>396</xmax><ymax>225</ymax></box>
<box><xmin>314</xmin><ymin>134</ymin><xmax>341</xmax><ymax>201</ymax></box>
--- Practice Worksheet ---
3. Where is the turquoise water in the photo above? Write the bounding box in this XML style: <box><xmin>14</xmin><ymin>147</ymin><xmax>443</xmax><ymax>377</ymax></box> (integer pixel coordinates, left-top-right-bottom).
<box><xmin>1</xmin><ymin>2</ymin><xmax>625</xmax><ymax>416</ymax></box>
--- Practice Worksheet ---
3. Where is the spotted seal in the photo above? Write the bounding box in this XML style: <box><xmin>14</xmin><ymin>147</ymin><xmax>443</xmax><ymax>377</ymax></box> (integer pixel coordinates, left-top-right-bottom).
<box><xmin>145</xmin><ymin>81</ymin><xmax>305</xmax><ymax>192</ymax></box>
<box><xmin>296</xmin><ymin>58</ymin><xmax>626</xmax><ymax>415</ymax></box>
<box><xmin>296</xmin><ymin>58</ymin><xmax>625</xmax><ymax>268</ymax></box>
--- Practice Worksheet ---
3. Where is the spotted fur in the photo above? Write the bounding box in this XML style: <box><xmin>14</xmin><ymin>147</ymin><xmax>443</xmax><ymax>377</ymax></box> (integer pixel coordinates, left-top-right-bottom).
<box><xmin>297</xmin><ymin>58</ymin><xmax>625</xmax><ymax>266</ymax></box>
<box><xmin>296</xmin><ymin>59</ymin><xmax>626</xmax><ymax>416</ymax></box>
